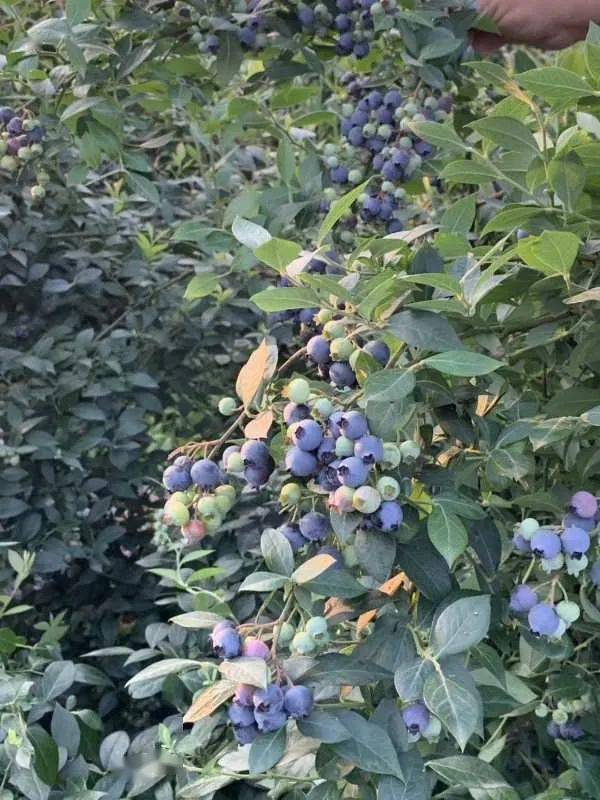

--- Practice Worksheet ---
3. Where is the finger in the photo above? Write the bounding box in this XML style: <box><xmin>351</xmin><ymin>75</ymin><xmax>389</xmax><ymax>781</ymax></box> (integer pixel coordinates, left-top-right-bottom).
<box><xmin>470</xmin><ymin>30</ymin><xmax>508</xmax><ymax>53</ymax></box>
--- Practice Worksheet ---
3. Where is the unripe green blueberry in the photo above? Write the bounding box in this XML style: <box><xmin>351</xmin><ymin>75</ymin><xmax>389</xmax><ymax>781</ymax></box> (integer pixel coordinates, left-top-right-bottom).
<box><xmin>203</xmin><ymin>511</ymin><xmax>223</xmax><ymax>533</ymax></box>
<box><xmin>311</xmin><ymin>397</ymin><xmax>334</xmax><ymax>420</ymax></box>
<box><xmin>197</xmin><ymin>496</ymin><xmax>218</xmax><ymax>518</ymax></box>
<box><xmin>381</xmin><ymin>180</ymin><xmax>395</xmax><ymax>193</ymax></box>
<box><xmin>404</xmin><ymin>102</ymin><xmax>417</xmax><ymax>116</ymax></box>
<box><xmin>292</xmin><ymin>631</ymin><xmax>316</xmax><ymax>655</ymax></box>
<box><xmin>362</xmin><ymin>123</ymin><xmax>376</xmax><ymax>137</ymax></box>
<box><xmin>371</xmin><ymin>1</ymin><xmax>384</xmax><ymax>14</ymax></box>
<box><xmin>335</xmin><ymin>436</ymin><xmax>355</xmax><ymax>458</ymax></box>
<box><xmin>423</xmin><ymin>716</ymin><xmax>442</xmax><ymax>741</ymax></box>
<box><xmin>218</xmin><ymin>397</ymin><xmax>237</xmax><ymax>416</ymax></box>
<box><xmin>556</xmin><ymin>600</ymin><xmax>580</xmax><ymax>624</ymax></box>
<box><xmin>316</xmin><ymin>308</ymin><xmax>334</xmax><ymax>326</ymax></box>
<box><xmin>552</xmin><ymin>708</ymin><xmax>569</xmax><ymax>725</ymax></box>
<box><xmin>324</xmin><ymin>143</ymin><xmax>337</xmax><ymax>155</ymax></box>
<box><xmin>226</xmin><ymin>452</ymin><xmax>244</xmax><ymax>474</ymax></box>
<box><xmin>288</xmin><ymin>378</ymin><xmax>311</xmax><ymax>404</ymax></box>
<box><xmin>323</xmin><ymin>320</ymin><xmax>345</xmax><ymax>341</ymax></box>
<box><xmin>279</xmin><ymin>483</ymin><xmax>302</xmax><ymax>506</ymax></box>
<box><xmin>399</xmin><ymin>136</ymin><xmax>413</xmax><ymax>149</ymax></box>
<box><xmin>412</xmin><ymin>113</ymin><xmax>426</xmax><ymax>124</ymax></box>
<box><xmin>341</xmin><ymin>104</ymin><xmax>354</xmax><ymax>118</ymax></box>
<box><xmin>323</xmin><ymin>187</ymin><xmax>337</xmax><ymax>202</ymax></box>
<box><xmin>572</xmin><ymin>698</ymin><xmax>586</xmax><ymax>713</ymax></box>
<box><xmin>215</xmin><ymin>484</ymin><xmax>236</xmax><ymax>503</ymax></box>
<box><xmin>330</xmin><ymin>338</ymin><xmax>354</xmax><ymax>361</ymax></box>
<box><xmin>340</xmin><ymin>231</ymin><xmax>354</xmax><ymax>244</ymax></box>
<box><xmin>276</xmin><ymin>622</ymin><xmax>295</xmax><ymax>644</ymax></box>
<box><xmin>30</xmin><ymin>143</ymin><xmax>43</xmax><ymax>156</ymax></box>
<box><xmin>214</xmin><ymin>493</ymin><xmax>233</xmax><ymax>515</ymax></box>
<box><xmin>30</xmin><ymin>184</ymin><xmax>46</xmax><ymax>201</ymax></box>
<box><xmin>399</xmin><ymin>440</ymin><xmax>421</xmax><ymax>462</ymax></box>
<box><xmin>535</xmin><ymin>703</ymin><xmax>550</xmax><ymax>718</ymax></box>
<box><xmin>383</xmin><ymin>443</ymin><xmax>402</xmax><ymax>469</ymax></box>
<box><xmin>0</xmin><ymin>155</ymin><xmax>17</xmax><ymax>171</ymax></box>
<box><xmin>566</xmin><ymin>554</ymin><xmax>588</xmax><ymax>576</ymax></box>
<box><xmin>376</xmin><ymin>476</ymin><xmax>400</xmax><ymax>501</ymax></box>
<box><xmin>378</xmin><ymin>124</ymin><xmax>392</xmax><ymax>139</ymax></box>
<box><xmin>394</xmin><ymin>187</ymin><xmax>407</xmax><ymax>200</ymax></box>
<box><xmin>305</xmin><ymin>616</ymin><xmax>328</xmax><ymax>641</ymax></box>
<box><xmin>542</xmin><ymin>554</ymin><xmax>564</xmax><ymax>573</ymax></box>
<box><xmin>326</xmin><ymin>155</ymin><xmax>339</xmax><ymax>169</ymax></box>
<box><xmin>519</xmin><ymin>518</ymin><xmax>539</xmax><ymax>540</ymax></box>
<box><xmin>169</xmin><ymin>492</ymin><xmax>189</xmax><ymax>505</ymax></box>
<box><xmin>164</xmin><ymin>500</ymin><xmax>190</xmax><ymax>526</ymax></box>
<box><xmin>353</xmin><ymin>486</ymin><xmax>382</xmax><ymax>514</ymax></box>
<box><xmin>348</xmin><ymin>168</ymin><xmax>363</xmax><ymax>184</ymax></box>
<box><xmin>343</xmin><ymin>544</ymin><xmax>358</xmax><ymax>568</ymax></box>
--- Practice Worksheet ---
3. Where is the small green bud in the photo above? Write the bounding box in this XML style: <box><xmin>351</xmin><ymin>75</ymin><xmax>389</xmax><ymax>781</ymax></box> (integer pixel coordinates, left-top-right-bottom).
<box><xmin>305</xmin><ymin>616</ymin><xmax>328</xmax><ymax>640</ymax></box>
<box><xmin>552</xmin><ymin>709</ymin><xmax>569</xmax><ymax>725</ymax></box>
<box><xmin>218</xmin><ymin>397</ymin><xmax>237</xmax><ymax>416</ymax></box>
<box><xmin>292</xmin><ymin>631</ymin><xmax>316</xmax><ymax>655</ymax></box>
<box><xmin>276</xmin><ymin>622</ymin><xmax>295</xmax><ymax>644</ymax></box>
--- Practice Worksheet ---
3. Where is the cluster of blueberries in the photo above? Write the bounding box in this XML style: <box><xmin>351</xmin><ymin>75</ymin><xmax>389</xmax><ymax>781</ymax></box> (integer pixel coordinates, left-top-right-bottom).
<box><xmin>176</xmin><ymin>0</ymin><xmax>270</xmax><ymax>54</ymax></box>
<box><xmin>210</xmin><ymin>620</ymin><xmax>314</xmax><ymax>744</ymax></box>
<box><xmin>0</xmin><ymin>107</ymin><xmax>47</xmax><ymax>198</ymax></box>
<box><xmin>509</xmin><ymin>491</ymin><xmax>599</xmax><ymax>639</ymax></box>
<box><xmin>319</xmin><ymin>77</ymin><xmax>453</xmax><ymax>233</ymax></box>
<box><xmin>296</xmin><ymin>0</ymin><xmax>390</xmax><ymax>60</ymax></box>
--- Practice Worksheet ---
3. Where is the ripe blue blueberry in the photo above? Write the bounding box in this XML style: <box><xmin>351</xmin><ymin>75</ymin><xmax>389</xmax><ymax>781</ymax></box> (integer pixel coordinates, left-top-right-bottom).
<box><xmin>290</xmin><ymin>419</ymin><xmax>324</xmax><ymax>452</ymax></box>
<box><xmin>317</xmin><ymin>464</ymin><xmax>342</xmax><ymax>492</ymax></box>
<box><xmin>234</xmin><ymin>684</ymin><xmax>255</xmax><ymax>707</ymax></box>
<box><xmin>210</xmin><ymin>624</ymin><xmax>241</xmax><ymax>659</ymax></box>
<box><xmin>383</xmin><ymin>89</ymin><xmax>403</xmax><ymax>109</ymax></box>
<box><xmin>190</xmin><ymin>459</ymin><xmax>222</xmax><ymax>490</ymax></box>
<box><xmin>163</xmin><ymin>462</ymin><xmax>192</xmax><ymax>492</ymax></box>
<box><xmin>284</xmin><ymin>686</ymin><xmax>314</xmax><ymax>719</ymax></box>
<box><xmin>509</xmin><ymin>585</ymin><xmax>538</xmax><ymax>613</ymax></box>
<box><xmin>339</xmin><ymin>411</ymin><xmax>369</xmax><ymax>440</ymax></box>
<box><xmin>279</xmin><ymin>523</ymin><xmax>306</xmax><ymax>553</ymax></box>
<box><xmin>299</xmin><ymin>511</ymin><xmax>330</xmax><ymax>541</ymax></box>
<box><xmin>329</xmin><ymin>361</ymin><xmax>356</xmax><ymax>388</ymax></box>
<box><xmin>255</xmin><ymin>709</ymin><xmax>288</xmax><ymax>732</ymax></box>
<box><xmin>253</xmin><ymin>684</ymin><xmax>284</xmax><ymax>713</ymax></box>
<box><xmin>528</xmin><ymin>603</ymin><xmax>560</xmax><ymax>637</ymax></box>
<box><xmin>244</xmin><ymin>462</ymin><xmax>273</xmax><ymax>488</ymax></box>
<box><xmin>563</xmin><ymin>512</ymin><xmax>596</xmax><ymax>532</ymax></box>
<box><xmin>297</xmin><ymin>5</ymin><xmax>315</xmax><ymax>26</ymax></box>
<box><xmin>559</xmin><ymin>722</ymin><xmax>584</xmax><ymax>740</ymax></box>
<box><xmin>327</xmin><ymin>411</ymin><xmax>345</xmax><ymax>438</ymax></box>
<box><xmin>337</xmin><ymin>456</ymin><xmax>370</xmax><ymax>488</ymax></box>
<box><xmin>0</xmin><ymin>107</ymin><xmax>14</xmax><ymax>125</ymax></box>
<box><xmin>512</xmin><ymin>533</ymin><xmax>531</xmax><ymax>554</ymax></box>
<box><xmin>285</xmin><ymin>446</ymin><xmax>318</xmax><ymax>477</ymax></box>
<box><xmin>546</xmin><ymin>720</ymin><xmax>561</xmax><ymax>739</ymax></box>
<box><xmin>354</xmin><ymin>434</ymin><xmax>384</xmax><ymax>464</ymax></box>
<box><xmin>242</xmin><ymin>638</ymin><xmax>270</xmax><ymax>660</ymax></box>
<box><xmin>240</xmin><ymin>440</ymin><xmax>271</xmax><ymax>467</ymax></box>
<box><xmin>284</xmin><ymin>402</ymin><xmax>311</xmax><ymax>425</ymax></box>
<box><xmin>402</xmin><ymin>702</ymin><xmax>430</xmax><ymax>735</ymax></box>
<box><xmin>317</xmin><ymin>435</ymin><xmax>337</xmax><ymax>465</ymax></box>
<box><xmin>233</xmin><ymin>724</ymin><xmax>259</xmax><ymax>745</ymax></box>
<box><xmin>531</xmin><ymin>530</ymin><xmax>561</xmax><ymax>560</ymax></box>
<box><xmin>561</xmin><ymin>526</ymin><xmax>591</xmax><ymax>559</ymax></box>
<box><xmin>570</xmin><ymin>491</ymin><xmax>598</xmax><ymax>519</ymax></box>
<box><xmin>363</xmin><ymin>340</ymin><xmax>390</xmax><ymax>366</ymax></box>
<box><xmin>331</xmin><ymin>165</ymin><xmax>349</xmax><ymax>184</ymax></box>
<box><xmin>307</xmin><ymin>335</ymin><xmax>331</xmax><ymax>364</ymax></box>
<box><xmin>373</xmin><ymin>500</ymin><xmax>403</xmax><ymax>532</ymax></box>
<box><xmin>228</xmin><ymin>702</ymin><xmax>255</xmax><ymax>728</ymax></box>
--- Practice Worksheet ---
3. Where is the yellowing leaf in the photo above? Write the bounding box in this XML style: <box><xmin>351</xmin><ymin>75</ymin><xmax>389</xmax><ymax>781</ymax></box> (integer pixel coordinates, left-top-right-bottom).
<box><xmin>183</xmin><ymin>680</ymin><xmax>236</xmax><ymax>724</ymax></box>
<box><xmin>244</xmin><ymin>409</ymin><xmax>274</xmax><ymax>440</ymax></box>
<box><xmin>235</xmin><ymin>339</ymin><xmax>278</xmax><ymax>408</ymax></box>
<box><xmin>292</xmin><ymin>554</ymin><xmax>336</xmax><ymax>584</ymax></box>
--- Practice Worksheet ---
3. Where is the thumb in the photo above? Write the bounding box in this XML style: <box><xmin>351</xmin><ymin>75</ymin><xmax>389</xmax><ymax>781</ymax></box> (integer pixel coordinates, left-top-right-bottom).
<box><xmin>470</xmin><ymin>30</ymin><xmax>508</xmax><ymax>54</ymax></box>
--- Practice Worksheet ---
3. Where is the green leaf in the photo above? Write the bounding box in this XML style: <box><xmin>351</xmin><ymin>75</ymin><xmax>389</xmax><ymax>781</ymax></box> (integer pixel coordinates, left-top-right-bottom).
<box><xmin>387</xmin><ymin>310</ymin><xmax>463</xmax><ymax>352</ymax></box>
<box><xmin>440</xmin><ymin>195</ymin><xmax>476</xmax><ymax>236</ymax></box>
<box><xmin>126</xmin><ymin>659</ymin><xmax>203</xmax><ymax>689</ymax></box>
<box><xmin>261</xmin><ymin>528</ymin><xmax>294</xmax><ymax>577</ymax></box>
<box><xmin>66</xmin><ymin>0</ymin><xmax>91</xmax><ymax>25</ymax></box>
<box><xmin>518</xmin><ymin>67</ymin><xmax>592</xmax><ymax>107</ymax></box>
<box><xmin>248</xmin><ymin>726</ymin><xmax>287</xmax><ymax>772</ymax></box>
<box><xmin>422</xmin><ymin>351</ymin><xmax>504</xmax><ymax>377</ymax></box>
<box><xmin>277</xmin><ymin>137</ymin><xmax>295</xmax><ymax>185</ymax></box>
<box><xmin>127</xmin><ymin>171</ymin><xmax>159</xmax><ymax>205</ymax></box>
<box><xmin>410</xmin><ymin>121</ymin><xmax>468</xmax><ymax>152</ymax></box>
<box><xmin>364</xmin><ymin>369</ymin><xmax>416</xmax><ymax>403</ymax></box>
<box><xmin>300</xmin><ymin>565</ymin><xmax>367</xmax><ymax>599</ymax></box>
<box><xmin>60</xmin><ymin>96</ymin><xmax>102</xmax><ymax>122</ymax></box>
<box><xmin>318</xmin><ymin>180</ymin><xmax>370</xmax><ymax>243</ymax></box>
<box><xmin>254</xmin><ymin>238</ymin><xmax>302</xmax><ymax>272</ymax></box>
<box><xmin>184</xmin><ymin>274</ymin><xmax>220</xmax><ymax>301</ymax></box>
<box><xmin>232</xmin><ymin>216</ymin><xmax>272</xmax><ymax>249</ymax></box>
<box><xmin>518</xmin><ymin>230</ymin><xmax>581</xmax><ymax>277</ymax></box>
<box><xmin>29</xmin><ymin>727</ymin><xmax>59</xmax><ymax>786</ymax></box>
<box><xmin>480</xmin><ymin>205</ymin><xmax>547</xmax><ymax>235</ymax></box>
<box><xmin>238</xmin><ymin>572</ymin><xmax>288</xmax><ymax>592</ymax></box>
<box><xmin>332</xmin><ymin>711</ymin><xmax>404</xmax><ymax>779</ymax></box>
<box><xmin>170</xmin><ymin>611</ymin><xmax>225</xmax><ymax>629</ymax></box>
<box><xmin>396</xmin><ymin>532</ymin><xmax>452</xmax><ymax>602</ymax></box>
<box><xmin>100</xmin><ymin>730</ymin><xmax>130</xmax><ymax>770</ymax></box>
<box><xmin>297</xmin><ymin>710</ymin><xmax>351</xmax><ymax>744</ymax></box>
<box><xmin>441</xmin><ymin>159</ymin><xmax>499</xmax><ymax>185</ymax></box>
<box><xmin>423</xmin><ymin>663</ymin><xmax>482</xmax><ymax>751</ymax></box>
<box><xmin>427</xmin><ymin>506</ymin><xmax>468</xmax><ymax>568</ymax></box>
<box><xmin>306</xmin><ymin>654</ymin><xmax>392</xmax><ymax>686</ymax></box>
<box><xmin>582</xmin><ymin>405</ymin><xmax>600</xmax><ymax>426</ymax></box>
<box><xmin>548</xmin><ymin>152</ymin><xmax>586</xmax><ymax>211</ymax></box>
<box><xmin>39</xmin><ymin>661</ymin><xmax>75</xmax><ymax>701</ymax></box>
<box><xmin>469</xmin><ymin>116</ymin><xmax>539</xmax><ymax>158</ymax></box>
<box><xmin>430</xmin><ymin>596</ymin><xmax>491</xmax><ymax>657</ymax></box>
<box><xmin>250</xmin><ymin>287</ymin><xmax>320</xmax><ymax>312</ymax></box>
<box><xmin>429</xmin><ymin>756</ymin><xmax>519</xmax><ymax>800</ymax></box>
<box><xmin>394</xmin><ymin>657</ymin><xmax>435</xmax><ymax>703</ymax></box>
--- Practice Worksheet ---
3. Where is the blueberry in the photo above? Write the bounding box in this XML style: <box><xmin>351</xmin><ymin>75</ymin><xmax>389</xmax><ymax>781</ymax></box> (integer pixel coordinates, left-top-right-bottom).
<box><xmin>279</xmin><ymin>523</ymin><xmax>305</xmax><ymax>552</ymax></box>
<box><xmin>364</xmin><ymin>340</ymin><xmax>390</xmax><ymax>366</ymax></box>
<box><xmin>253</xmin><ymin>684</ymin><xmax>284</xmax><ymax>713</ymax></box>
<box><xmin>512</xmin><ymin>533</ymin><xmax>531</xmax><ymax>554</ymax></box>
<box><xmin>228</xmin><ymin>702</ymin><xmax>255</xmax><ymax>727</ymax></box>
<box><xmin>335</xmin><ymin>13</ymin><xmax>352</xmax><ymax>31</ymax></box>
<box><xmin>528</xmin><ymin>603</ymin><xmax>560</xmax><ymax>637</ymax></box>
<box><xmin>284</xmin><ymin>686</ymin><xmax>314</xmax><ymax>719</ymax></box>
<box><xmin>234</xmin><ymin>684</ymin><xmax>255</xmax><ymax>706</ymax></box>
<box><xmin>299</xmin><ymin>308</ymin><xmax>318</xmax><ymax>326</ymax></box>
<box><xmin>516</xmin><ymin>229</ymin><xmax>529</xmax><ymax>241</ymax></box>
<box><xmin>284</xmin><ymin>402</ymin><xmax>311</xmax><ymax>426</ymax></box>
<box><xmin>353</xmin><ymin>41</ymin><xmax>370</xmax><ymax>58</ymax></box>
<box><xmin>328</xmin><ymin>361</ymin><xmax>356</xmax><ymax>388</ymax></box>
<box><xmin>561</xmin><ymin>526</ymin><xmax>591</xmax><ymax>559</ymax></box>
<box><xmin>329</xmin><ymin>485</ymin><xmax>355</xmax><ymax>513</ymax></box>
<box><xmin>366</xmin><ymin>90</ymin><xmax>384</xmax><ymax>109</ymax></box>
<box><xmin>376</xmin><ymin>107</ymin><xmax>394</xmax><ymax>124</ymax></box>
<box><xmin>337</xmin><ymin>456</ymin><xmax>370</xmax><ymax>488</ymax></box>
<box><xmin>382</xmin><ymin>160</ymin><xmax>402</xmax><ymax>181</ymax></box>
<box><xmin>317</xmin><ymin>435</ymin><xmax>337</xmax><ymax>465</ymax></box>
<box><xmin>348</xmin><ymin>126</ymin><xmax>365</xmax><ymax>147</ymax></box>
<box><xmin>559</xmin><ymin>722</ymin><xmax>584</xmax><ymax>740</ymax></box>
<box><xmin>317</xmin><ymin>464</ymin><xmax>342</xmax><ymax>491</ymax></box>
<box><xmin>297</xmin><ymin>5</ymin><xmax>315</xmax><ymax>26</ymax></box>
<box><xmin>307</xmin><ymin>335</ymin><xmax>331</xmax><ymax>364</ymax></box>
<box><xmin>402</xmin><ymin>702</ymin><xmax>430</xmax><ymax>735</ymax></box>
<box><xmin>27</xmin><ymin>126</ymin><xmax>44</xmax><ymax>144</ymax></box>
<box><xmin>509</xmin><ymin>585</ymin><xmax>538</xmax><ymax>613</ymax></box>
<box><xmin>372</xmin><ymin>500</ymin><xmax>403</xmax><ymax>532</ymax></box>
<box><xmin>363</xmin><ymin>196</ymin><xmax>381</xmax><ymax>217</ymax></box>
<box><xmin>0</xmin><ymin>107</ymin><xmax>14</xmax><ymax>125</ymax></box>
<box><xmin>366</xmin><ymin>135</ymin><xmax>384</xmax><ymax>153</ymax></box>
<box><xmin>244</xmin><ymin>461</ymin><xmax>274</xmax><ymax>488</ymax></box>
<box><xmin>163</xmin><ymin>462</ymin><xmax>192</xmax><ymax>492</ymax></box>
<box><xmin>240</xmin><ymin>440</ymin><xmax>271</xmax><ymax>467</ymax></box>
<box><xmin>383</xmin><ymin>89</ymin><xmax>403</xmax><ymax>109</ymax></box>
<box><xmin>242</xmin><ymin>638</ymin><xmax>270</xmax><ymax>660</ymax></box>
<box><xmin>339</xmin><ymin>411</ymin><xmax>369</xmax><ymax>440</ymax></box>
<box><xmin>254</xmin><ymin>709</ymin><xmax>288</xmax><ymax>732</ymax></box>
<box><xmin>336</xmin><ymin>0</ymin><xmax>353</xmax><ymax>10</ymax></box>
<box><xmin>531</xmin><ymin>530</ymin><xmax>562</xmax><ymax>560</ymax></box>
<box><xmin>391</xmin><ymin>148</ymin><xmax>411</xmax><ymax>169</ymax></box>
<box><xmin>546</xmin><ymin>720</ymin><xmax>561</xmax><ymax>739</ymax></box>
<box><xmin>238</xmin><ymin>27</ymin><xmax>257</xmax><ymax>48</ymax></box>
<box><xmin>327</xmin><ymin>410</ymin><xmax>345</xmax><ymax>438</ymax></box>
<box><xmin>563</xmin><ymin>513</ymin><xmax>595</xmax><ymax>533</ymax></box>
<box><xmin>210</xmin><ymin>624</ymin><xmax>241</xmax><ymax>659</ymax></box>
<box><xmin>299</xmin><ymin>511</ymin><xmax>330</xmax><ymax>541</ymax></box>
<box><xmin>387</xmin><ymin>220</ymin><xmax>404</xmax><ymax>234</ymax></box>
<box><xmin>205</xmin><ymin>34</ymin><xmax>220</xmax><ymax>53</ymax></box>
<box><xmin>290</xmin><ymin>419</ymin><xmax>323</xmax><ymax>452</ymax></box>
<box><xmin>6</xmin><ymin>117</ymin><xmax>22</xmax><ymax>135</ymax></box>
<box><xmin>285</xmin><ymin>446</ymin><xmax>318</xmax><ymax>477</ymax></box>
<box><xmin>190</xmin><ymin>459</ymin><xmax>222</xmax><ymax>490</ymax></box>
<box><xmin>331</xmin><ymin>165</ymin><xmax>349</xmax><ymax>184</ymax></box>
<box><xmin>570</xmin><ymin>491</ymin><xmax>598</xmax><ymax>519</ymax></box>
<box><xmin>354</xmin><ymin>434</ymin><xmax>384</xmax><ymax>464</ymax></box>
<box><xmin>233</xmin><ymin>724</ymin><xmax>259</xmax><ymax>744</ymax></box>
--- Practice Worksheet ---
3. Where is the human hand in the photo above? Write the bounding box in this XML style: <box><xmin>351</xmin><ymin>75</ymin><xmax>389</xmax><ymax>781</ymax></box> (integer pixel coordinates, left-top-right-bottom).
<box><xmin>472</xmin><ymin>0</ymin><xmax>599</xmax><ymax>52</ymax></box>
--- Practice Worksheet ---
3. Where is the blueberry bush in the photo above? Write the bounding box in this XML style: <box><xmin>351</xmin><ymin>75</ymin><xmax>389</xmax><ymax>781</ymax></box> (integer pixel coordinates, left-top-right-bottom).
<box><xmin>1</xmin><ymin>2</ymin><xmax>600</xmax><ymax>799</ymax></box>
